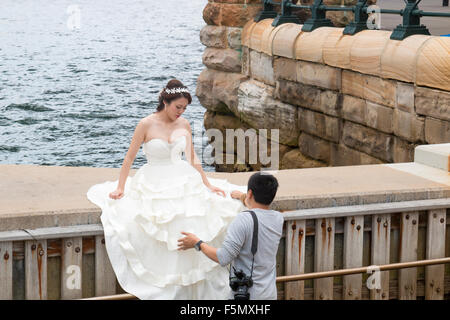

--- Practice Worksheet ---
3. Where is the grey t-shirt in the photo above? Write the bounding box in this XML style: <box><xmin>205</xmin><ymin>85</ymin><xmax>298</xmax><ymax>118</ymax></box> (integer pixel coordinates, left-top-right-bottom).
<box><xmin>216</xmin><ymin>208</ymin><xmax>284</xmax><ymax>300</ymax></box>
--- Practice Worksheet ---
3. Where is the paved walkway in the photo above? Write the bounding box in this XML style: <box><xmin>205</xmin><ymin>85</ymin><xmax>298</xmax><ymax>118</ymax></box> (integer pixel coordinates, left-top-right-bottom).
<box><xmin>377</xmin><ymin>0</ymin><xmax>450</xmax><ymax>36</ymax></box>
<box><xmin>1</xmin><ymin>161</ymin><xmax>449</xmax><ymax>231</ymax></box>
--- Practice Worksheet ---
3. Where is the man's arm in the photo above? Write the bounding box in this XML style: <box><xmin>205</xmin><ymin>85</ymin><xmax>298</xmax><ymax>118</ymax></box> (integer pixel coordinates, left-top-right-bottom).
<box><xmin>177</xmin><ymin>232</ymin><xmax>219</xmax><ymax>263</ymax></box>
<box><xmin>199</xmin><ymin>242</ymin><xmax>218</xmax><ymax>263</ymax></box>
<box><xmin>177</xmin><ymin>214</ymin><xmax>248</xmax><ymax>266</ymax></box>
<box><xmin>216</xmin><ymin>215</ymin><xmax>247</xmax><ymax>266</ymax></box>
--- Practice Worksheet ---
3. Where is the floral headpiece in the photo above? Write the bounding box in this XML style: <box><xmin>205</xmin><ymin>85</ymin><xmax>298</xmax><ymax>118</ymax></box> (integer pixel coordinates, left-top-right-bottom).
<box><xmin>165</xmin><ymin>87</ymin><xmax>189</xmax><ymax>94</ymax></box>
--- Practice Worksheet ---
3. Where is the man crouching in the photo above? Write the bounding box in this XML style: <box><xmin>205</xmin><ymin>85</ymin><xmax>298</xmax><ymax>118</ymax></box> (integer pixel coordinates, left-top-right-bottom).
<box><xmin>177</xmin><ymin>172</ymin><xmax>283</xmax><ymax>300</ymax></box>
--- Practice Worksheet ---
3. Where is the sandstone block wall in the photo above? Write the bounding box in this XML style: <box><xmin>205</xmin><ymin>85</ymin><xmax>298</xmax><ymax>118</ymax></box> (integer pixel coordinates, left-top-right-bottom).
<box><xmin>197</xmin><ymin>3</ymin><xmax>450</xmax><ymax>172</ymax></box>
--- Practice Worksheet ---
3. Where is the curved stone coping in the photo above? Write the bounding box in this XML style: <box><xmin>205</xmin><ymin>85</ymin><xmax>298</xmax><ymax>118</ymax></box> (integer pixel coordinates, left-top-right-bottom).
<box><xmin>242</xmin><ymin>19</ymin><xmax>450</xmax><ymax>91</ymax></box>
<box><xmin>1</xmin><ymin>162</ymin><xmax>449</xmax><ymax>231</ymax></box>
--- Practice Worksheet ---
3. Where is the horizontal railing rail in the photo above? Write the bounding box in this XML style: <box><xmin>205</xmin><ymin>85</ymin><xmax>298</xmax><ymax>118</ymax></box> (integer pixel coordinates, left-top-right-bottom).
<box><xmin>0</xmin><ymin>198</ymin><xmax>447</xmax><ymax>242</ymax></box>
<box><xmin>277</xmin><ymin>257</ymin><xmax>450</xmax><ymax>282</ymax></box>
<box><xmin>0</xmin><ymin>224</ymin><xmax>104</xmax><ymax>242</ymax></box>
<box><xmin>282</xmin><ymin>198</ymin><xmax>450</xmax><ymax>220</ymax></box>
<box><xmin>254</xmin><ymin>0</ymin><xmax>450</xmax><ymax>40</ymax></box>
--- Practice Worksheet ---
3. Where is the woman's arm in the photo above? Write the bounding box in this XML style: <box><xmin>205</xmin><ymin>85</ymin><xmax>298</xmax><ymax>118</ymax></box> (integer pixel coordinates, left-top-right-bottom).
<box><xmin>115</xmin><ymin>119</ymin><xmax>147</xmax><ymax>191</ymax></box>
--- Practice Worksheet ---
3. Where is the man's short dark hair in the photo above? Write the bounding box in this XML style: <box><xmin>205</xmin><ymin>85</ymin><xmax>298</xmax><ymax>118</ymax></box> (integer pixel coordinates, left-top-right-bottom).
<box><xmin>247</xmin><ymin>172</ymin><xmax>279</xmax><ymax>205</ymax></box>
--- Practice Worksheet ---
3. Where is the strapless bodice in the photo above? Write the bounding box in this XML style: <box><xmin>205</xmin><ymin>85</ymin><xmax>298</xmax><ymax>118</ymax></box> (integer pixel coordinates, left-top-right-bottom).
<box><xmin>142</xmin><ymin>135</ymin><xmax>186</xmax><ymax>165</ymax></box>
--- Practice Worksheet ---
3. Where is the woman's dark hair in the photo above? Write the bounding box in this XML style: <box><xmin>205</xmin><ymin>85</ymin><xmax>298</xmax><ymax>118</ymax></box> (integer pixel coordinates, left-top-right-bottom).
<box><xmin>247</xmin><ymin>172</ymin><xmax>279</xmax><ymax>205</ymax></box>
<box><xmin>157</xmin><ymin>79</ymin><xmax>192</xmax><ymax>112</ymax></box>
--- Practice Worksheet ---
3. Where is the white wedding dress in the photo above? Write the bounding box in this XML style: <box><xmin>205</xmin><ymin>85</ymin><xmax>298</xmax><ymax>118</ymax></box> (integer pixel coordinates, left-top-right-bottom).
<box><xmin>86</xmin><ymin>135</ymin><xmax>247</xmax><ymax>299</ymax></box>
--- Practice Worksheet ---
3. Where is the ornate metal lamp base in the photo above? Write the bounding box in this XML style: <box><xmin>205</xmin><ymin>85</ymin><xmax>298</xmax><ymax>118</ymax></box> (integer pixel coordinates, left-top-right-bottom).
<box><xmin>390</xmin><ymin>24</ymin><xmax>431</xmax><ymax>40</ymax></box>
<box><xmin>272</xmin><ymin>14</ymin><xmax>301</xmax><ymax>27</ymax></box>
<box><xmin>302</xmin><ymin>18</ymin><xmax>334</xmax><ymax>32</ymax></box>
<box><xmin>343</xmin><ymin>22</ymin><xmax>369</xmax><ymax>35</ymax></box>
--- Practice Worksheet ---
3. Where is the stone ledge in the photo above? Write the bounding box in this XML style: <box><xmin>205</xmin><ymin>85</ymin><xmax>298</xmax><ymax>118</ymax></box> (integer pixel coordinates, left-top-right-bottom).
<box><xmin>414</xmin><ymin>143</ymin><xmax>450</xmax><ymax>172</ymax></box>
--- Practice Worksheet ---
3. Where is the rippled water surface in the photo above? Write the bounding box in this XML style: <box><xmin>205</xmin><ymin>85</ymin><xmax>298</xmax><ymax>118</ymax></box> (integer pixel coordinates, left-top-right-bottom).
<box><xmin>0</xmin><ymin>0</ymin><xmax>215</xmax><ymax>170</ymax></box>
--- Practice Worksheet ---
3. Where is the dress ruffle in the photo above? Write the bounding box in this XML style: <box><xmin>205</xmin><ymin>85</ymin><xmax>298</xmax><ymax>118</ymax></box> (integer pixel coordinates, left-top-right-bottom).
<box><xmin>86</xmin><ymin>159</ymin><xmax>247</xmax><ymax>299</ymax></box>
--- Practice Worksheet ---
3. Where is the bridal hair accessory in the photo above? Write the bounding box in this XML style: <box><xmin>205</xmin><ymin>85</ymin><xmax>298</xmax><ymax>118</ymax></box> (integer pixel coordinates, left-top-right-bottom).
<box><xmin>165</xmin><ymin>87</ymin><xmax>189</xmax><ymax>94</ymax></box>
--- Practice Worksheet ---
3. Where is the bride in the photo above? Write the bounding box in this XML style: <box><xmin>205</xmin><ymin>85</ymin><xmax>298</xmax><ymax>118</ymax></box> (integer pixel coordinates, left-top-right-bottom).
<box><xmin>86</xmin><ymin>79</ymin><xmax>247</xmax><ymax>299</ymax></box>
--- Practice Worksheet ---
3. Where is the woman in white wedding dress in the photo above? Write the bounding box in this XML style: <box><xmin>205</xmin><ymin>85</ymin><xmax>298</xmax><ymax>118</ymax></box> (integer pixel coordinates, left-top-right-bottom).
<box><xmin>86</xmin><ymin>79</ymin><xmax>247</xmax><ymax>300</ymax></box>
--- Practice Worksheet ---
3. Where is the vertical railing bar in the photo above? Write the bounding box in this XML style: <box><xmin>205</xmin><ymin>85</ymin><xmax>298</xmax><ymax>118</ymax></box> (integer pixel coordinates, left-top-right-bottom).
<box><xmin>95</xmin><ymin>235</ymin><xmax>116</xmax><ymax>297</ymax></box>
<box><xmin>25</xmin><ymin>239</ymin><xmax>48</xmax><ymax>300</ymax></box>
<box><xmin>343</xmin><ymin>216</ymin><xmax>364</xmax><ymax>300</ymax></box>
<box><xmin>314</xmin><ymin>217</ymin><xmax>335</xmax><ymax>300</ymax></box>
<box><xmin>398</xmin><ymin>211</ymin><xmax>419</xmax><ymax>300</ymax></box>
<box><xmin>61</xmin><ymin>237</ymin><xmax>83</xmax><ymax>299</ymax></box>
<box><xmin>0</xmin><ymin>241</ymin><xmax>13</xmax><ymax>300</ymax></box>
<box><xmin>370</xmin><ymin>213</ymin><xmax>390</xmax><ymax>300</ymax></box>
<box><xmin>425</xmin><ymin>209</ymin><xmax>446</xmax><ymax>300</ymax></box>
<box><xmin>285</xmin><ymin>219</ymin><xmax>306</xmax><ymax>299</ymax></box>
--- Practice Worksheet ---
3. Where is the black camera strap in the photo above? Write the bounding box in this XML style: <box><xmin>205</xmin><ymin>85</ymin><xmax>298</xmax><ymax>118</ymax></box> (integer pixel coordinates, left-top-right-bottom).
<box><xmin>247</xmin><ymin>210</ymin><xmax>258</xmax><ymax>279</ymax></box>
<box><xmin>229</xmin><ymin>210</ymin><xmax>258</xmax><ymax>280</ymax></box>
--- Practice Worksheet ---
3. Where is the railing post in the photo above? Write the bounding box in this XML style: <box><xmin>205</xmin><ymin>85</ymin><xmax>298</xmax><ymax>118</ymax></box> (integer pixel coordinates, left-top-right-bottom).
<box><xmin>0</xmin><ymin>241</ymin><xmax>13</xmax><ymax>300</ymax></box>
<box><xmin>302</xmin><ymin>0</ymin><xmax>334</xmax><ymax>32</ymax></box>
<box><xmin>272</xmin><ymin>0</ymin><xmax>301</xmax><ymax>27</ymax></box>
<box><xmin>391</xmin><ymin>0</ymin><xmax>431</xmax><ymax>40</ymax></box>
<box><xmin>343</xmin><ymin>0</ymin><xmax>369</xmax><ymax>35</ymax></box>
<box><xmin>398</xmin><ymin>212</ymin><xmax>419</xmax><ymax>300</ymax></box>
<box><xmin>61</xmin><ymin>237</ymin><xmax>83</xmax><ymax>299</ymax></box>
<box><xmin>25</xmin><ymin>240</ymin><xmax>48</xmax><ymax>300</ymax></box>
<box><xmin>343</xmin><ymin>216</ymin><xmax>364</xmax><ymax>300</ymax></box>
<box><xmin>95</xmin><ymin>235</ymin><xmax>116</xmax><ymax>297</ymax></box>
<box><xmin>285</xmin><ymin>220</ymin><xmax>306</xmax><ymax>299</ymax></box>
<box><xmin>254</xmin><ymin>0</ymin><xmax>279</xmax><ymax>22</ymax></box>
<box><xmin>314</xmin><ymin>218</ymin><xmax>335</xmax><ymax>300</ymax></box>
<box><xmin>370</xmin><ymin>214</ymin><xmax>390</xmax><ymax>300</ymax></box>
<box><xmin>425</xmin><ymin>209</ymin><xmax>446</xmax><ymax>300</ymax></box>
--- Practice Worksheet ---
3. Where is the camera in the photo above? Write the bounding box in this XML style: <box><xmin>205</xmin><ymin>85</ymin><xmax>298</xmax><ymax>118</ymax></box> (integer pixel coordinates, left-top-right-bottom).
<box><xmin>229</xmin><ymin>268</ymin><xmax>253</xmax><ymax>300</ymax></box>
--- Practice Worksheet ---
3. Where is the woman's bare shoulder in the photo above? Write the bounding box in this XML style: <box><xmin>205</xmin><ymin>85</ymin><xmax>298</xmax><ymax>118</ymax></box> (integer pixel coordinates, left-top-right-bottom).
<box><xmin>142</xmin><ymin>113</ymin><xmax>155</xmax><ymax>122</ymax></box>
<box><xmin>178</xmin><ymin>116</ymin><xmax>191</xmax><ymax>130</ymax></box>
<box><xmin>140</xmin><ymin>114</ymin><xmax>158</xmax><ymax>127</ymax></box>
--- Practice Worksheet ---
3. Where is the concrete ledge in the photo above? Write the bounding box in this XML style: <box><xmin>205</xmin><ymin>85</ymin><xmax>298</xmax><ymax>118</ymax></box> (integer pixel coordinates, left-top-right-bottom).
<box><xmin>414</xmin><ymin>143</ymin><xmax>450</xmax><ymax>172</ymax></box>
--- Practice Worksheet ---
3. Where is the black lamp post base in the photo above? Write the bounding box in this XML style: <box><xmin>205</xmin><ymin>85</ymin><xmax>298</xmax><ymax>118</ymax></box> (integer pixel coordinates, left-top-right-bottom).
<box><xmin>343</xmin><ymin>22</ymin><xmax>370</xmax><ymax>35</ymax></box>
<box><xmin>272</xmin><ymin>14</ymin><xmax>302</xmax><ymax>27</ymax></box>
<box><xmin>302</xmin><ymin>18</ymin><xmax>334</xmax><ymax>32</ymax></box>
<box><xmin>390</xmin><ymin>24</ymin><xmax>431</xmax><ymax>40</ymax></box>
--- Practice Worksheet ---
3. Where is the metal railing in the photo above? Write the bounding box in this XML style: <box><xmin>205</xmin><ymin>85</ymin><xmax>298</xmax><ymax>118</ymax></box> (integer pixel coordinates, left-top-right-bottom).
<box><xmin>2</xmin><ymin>198</ymin><xmax>449</xmax><ymax>300</ymax></box>
<box><xmin>254</xmin><ymin>0</ymin><xmax>450</xmax><ymax>40</ymax></box>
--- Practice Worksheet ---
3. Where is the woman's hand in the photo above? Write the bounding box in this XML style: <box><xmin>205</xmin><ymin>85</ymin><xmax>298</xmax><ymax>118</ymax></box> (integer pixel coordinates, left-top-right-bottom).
<box><xmin>109</xmin><ymin>188</ymin><xmax>124</xmax><ymax>200</ymax></box>
<box><xmin>207</xmin><ymin>184</ymin><xmax>226</xmax><ymax>197</ymax></box>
